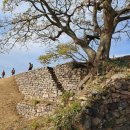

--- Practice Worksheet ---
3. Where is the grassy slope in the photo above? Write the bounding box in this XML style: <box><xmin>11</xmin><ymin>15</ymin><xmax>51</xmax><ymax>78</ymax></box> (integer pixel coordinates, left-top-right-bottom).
<box><xmin>0</xmin><ymin>77</ymin><xmax>23</xmax><ymax>130</ymax></box>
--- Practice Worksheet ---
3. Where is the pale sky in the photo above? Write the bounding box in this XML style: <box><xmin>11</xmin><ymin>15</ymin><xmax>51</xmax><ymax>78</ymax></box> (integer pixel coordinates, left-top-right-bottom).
<box><xmin>0</xmin><ymin>1</ymin><xmax>130</xmax><ymax>77</ymax></box>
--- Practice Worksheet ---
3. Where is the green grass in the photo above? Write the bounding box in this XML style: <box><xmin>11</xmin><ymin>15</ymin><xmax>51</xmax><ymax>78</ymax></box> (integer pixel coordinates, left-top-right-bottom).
<box><xmin>106</xmin><ymin>59</ymin><xmax>129</xmax><ymax>68</ymax></box>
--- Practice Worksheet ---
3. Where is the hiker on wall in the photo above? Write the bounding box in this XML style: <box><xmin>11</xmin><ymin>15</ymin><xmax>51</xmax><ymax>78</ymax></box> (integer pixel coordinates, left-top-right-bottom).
<box><xmin>2</xmin><ymin>70</ymin><xmax>5</xmax><ymax>78</ymax></box>
<box><xmin>28</xmin><ymin>62</ymin><xmax>33</xmax><ymax>70</ymax></box>
<box><xmin>11</xmin><ymin>68</ymin><xmax>15</xmax><ymax>75</ymax></box>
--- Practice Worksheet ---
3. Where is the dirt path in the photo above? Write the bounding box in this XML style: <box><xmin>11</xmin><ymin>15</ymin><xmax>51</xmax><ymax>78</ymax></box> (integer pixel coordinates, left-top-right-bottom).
<box><xmin>0</xmin><ymin>77</ymin><xmax>23</xmax><ymax>130</ymax></box>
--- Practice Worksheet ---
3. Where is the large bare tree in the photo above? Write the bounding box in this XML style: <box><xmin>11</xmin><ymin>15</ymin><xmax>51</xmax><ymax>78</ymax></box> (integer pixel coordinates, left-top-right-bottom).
<box><xmin>1</xmin><ymin>0</ymin><xmax>130</xmax><ymax>65</ymax></box>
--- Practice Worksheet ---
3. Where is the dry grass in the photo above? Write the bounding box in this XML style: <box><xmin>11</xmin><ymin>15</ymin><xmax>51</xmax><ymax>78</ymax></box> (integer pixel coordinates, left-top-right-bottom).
<box><xmin>0</xmin><ymin>77</ymin><xmax>23</xmax><ymax>130</ymax></box>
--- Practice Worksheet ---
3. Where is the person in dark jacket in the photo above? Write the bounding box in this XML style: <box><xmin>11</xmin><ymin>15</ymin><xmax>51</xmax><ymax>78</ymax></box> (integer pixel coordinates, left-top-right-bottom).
<box><xmin>2</xmin><ymin>70</ymin><xmax>5</xmax><ymax>78</ymax></box>
<box><xmin>28</xmin><ymin>62</ymin><xmax>33</xmax><ymax>70</ymax></box>
<box><xmin>11</xmin><ymin>68</ymin><xmax>15</xmax><ymax>75</ymax></box>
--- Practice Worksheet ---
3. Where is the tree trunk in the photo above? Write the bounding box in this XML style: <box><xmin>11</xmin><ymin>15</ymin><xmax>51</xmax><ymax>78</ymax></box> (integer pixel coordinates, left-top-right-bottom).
<box><xmin>96</xmin><ymin>32</ymin><xmax>112</xmax><ymax>61</ymax></box>
<box><xmin>95</xmin><ymin>0</ymin><xmax>115</xmax><ymax>62</ymax></box>
<box><xmin>65</xmin><ymin>29</ymin><xmax>96</xmax><ymax>63</ymax></box>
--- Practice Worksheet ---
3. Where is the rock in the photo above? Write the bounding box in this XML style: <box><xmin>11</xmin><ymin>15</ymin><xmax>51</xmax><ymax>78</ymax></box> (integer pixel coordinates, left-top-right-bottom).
<box><xmin>110</xmin><ymin>87</ymin><xmax>116</xmax><ymax>92</ymax></box>
<box><xmin>105</xmin><ymin>128</ymin><xmax>113</xmax><ymax>130</ymax></box>
<box><xmin>118</xmin><ymin>101</ymin><xmax>128</xmax><ymax>110</ymax></box>
<box><xmin>107</xmin><ymin>102</ymin><xmax>118</xmax><ymax>111</ymax></box>
<box><xmin>106</xmin><ymin>79</ymin><xmax>112</xmax><ymax>85</ymax></box>
<box><xmin>120</xmin><ymin>83</ymin><xmax>128</xmax><ymax>91</ymax></box>
<box><xmin>121</xmin><ymin>95</ymin><xmax>130</xmax><ymax>99</ymax></box>
<box><xmin>125</xmin><ymin>109</ymin><xmax>130</xmax><ymax>114</ymax></box>
<box><xmin>113</xmin><ymin>111</ymin><xmax>120</xmax><ymax>118</ymax></box>
<box><xmin>83</xmin><ymin>116</ymin><xmax>91</xmax><ymax>129</ymax></box>
<box><xmin>112</xmin><ymin>93</ymin><xmax>120</xmax><ymax>99</ymax></box>
<box><xmin>121</xmin><ymin>91</ymin><xmax>130</xmax><ymax>96</ymax></box>
<box><xmin>111</xmin><ymin>74</ymin><xmax>126</xmax><ymax>80</ymax></box>
<box><xmin>81</xmin><ymin>101</ymin><xmax>87</xmax><ymax>106</ymax></box>
<box><xmin>92</xmin><ymin>117</ymin><xmax>101</xmax><ymax>126</ymax></box>
<box><xmin>78</xmin><ymin>96</ymin><xmax>88</xmax><ymax>101</ymax></box>
<box><xmin>116</xmin><ymin>117</ymin><xmax>126</xmax><ymax>124</ymax></box>
<box><xmin>88</xmin><ymin>108</ymin><xmax>98</xmax><ymax>117</ymax></box>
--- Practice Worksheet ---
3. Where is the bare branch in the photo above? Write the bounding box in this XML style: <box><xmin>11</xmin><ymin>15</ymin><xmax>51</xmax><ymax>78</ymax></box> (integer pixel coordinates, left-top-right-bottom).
<box><xmin>93</xmin><ymin>2</ymin><xmax>101</xmax><ymax>36</ymax></box>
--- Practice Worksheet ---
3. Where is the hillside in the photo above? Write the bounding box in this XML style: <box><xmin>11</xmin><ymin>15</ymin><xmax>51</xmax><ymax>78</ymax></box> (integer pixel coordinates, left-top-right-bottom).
<box><xmin>0</xmin><ymin>58</ymin><xmax>130</xmax><ymax>130</ymax></box>
<box><xmin>0</xmin><ymin>77</ymin><xmax>23</xmax><ymax>130</ymax></box>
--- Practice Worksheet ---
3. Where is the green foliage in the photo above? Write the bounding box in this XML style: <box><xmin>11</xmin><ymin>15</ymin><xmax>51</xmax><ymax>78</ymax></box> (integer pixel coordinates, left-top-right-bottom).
<box><xmin>26</xmin><ymin>100</ymin><xmax>81</xmax><ymax>130</ymax></box>
<box><xmin>61</xmin><ymin>91</ymin><xmax>75</xmax><ymax>106</ymax></box>
<box><xmin>36</xmin><ymin>117</ymin><xmax>54</xmax><ymax>130</ymax></box>
<box><xmin>38</xmin><ymin>43</ymin><xmax>78</xmax><ymax>65</ymax></box>
<box><xmin>3</xmin><ymin>0</ymin><xmax>8</xmax><ymax>5</ymax></box>
<box><xmin>52</xmin><ymin>100</ymin><xmax>81</xmax><ymax>130</ymax></box>
<box><xmin>57</xmin><ymin>44</ymin><xmax>77</xmax><ymax>55</ymax></box>
<box><xmin>57</xmin><ymin>44</ymin><xmax>70</xmax><ymax>55</ymax></box>
<box><xmin>106</xmin><ymin>59</ymin><xmax>129</xmax><ymax>68</ymax></box>
<box><xmin>39</xmin><ymin>53</ymin><xmax>54</xmax><ymax>64</ymax></box>
<box><xmin>127</xmin><ymin>74</ymin><xmax>130</xmax><ymax>78</ymax></box>
<box><xmin>30</xmin><ymin>121</ymin><xmax>39</xmax><ymax>130</ymax></box>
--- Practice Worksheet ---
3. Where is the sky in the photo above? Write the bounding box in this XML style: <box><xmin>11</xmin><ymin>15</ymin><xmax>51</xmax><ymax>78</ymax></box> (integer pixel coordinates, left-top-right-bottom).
<box><xmin>0</xmin><ymin>1</ymin><xmax>130</xmax><ymax>77</ymax></box>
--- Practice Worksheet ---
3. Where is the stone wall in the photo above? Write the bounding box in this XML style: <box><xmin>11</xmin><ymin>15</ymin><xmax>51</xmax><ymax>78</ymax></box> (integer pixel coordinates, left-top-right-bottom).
<box><xmin>79</xmin><ymin>74</ymin><xmax>130</xmax><ymax>130</ymax></box>
<box><xmin>15</xmin><ymin>63</ymin><xmax>130</xmax><ymax>129</ymax></box>
<box><xmin>15</xmin><ymin>62</ymin><xmax>87</xmax><ymax>101</ymax></box>
<box><xmin>16</xmin><ymin>73</ymin><xmax>130</xmax><ymax>129</ymax></box>
<box><xmin>15</xmin><ymin>62</ymin><xmax>87</xmax><ymax>119</ymax></box>
<box><xmin>17</xmin><ymin>102</ymin><xmax>56</xmax><ymax>119</ymax></box>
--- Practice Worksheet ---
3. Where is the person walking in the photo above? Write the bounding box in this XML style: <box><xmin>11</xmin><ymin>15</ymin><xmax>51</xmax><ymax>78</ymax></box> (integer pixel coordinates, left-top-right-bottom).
<box><xmin>2</xmin><ymin>70</ymin><xmax>5</xmax><ymax>78</ymax></box>
<box><xmin>11</xmin><ymin>68</ymin><xmax>15</xmax><ymax>75</ymax></box>
<box><xmin>28</xmin><ymin>62</ymin><xmax>33</xmax><ymax>70</ymax></box>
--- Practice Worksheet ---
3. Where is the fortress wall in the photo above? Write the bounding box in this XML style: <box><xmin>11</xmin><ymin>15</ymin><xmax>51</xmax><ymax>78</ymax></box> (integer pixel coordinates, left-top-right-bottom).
<box><xmin>15</xmin><ymin>62</ymin><xmax>87</xmax><ymax>100</ymax></box>
<box><xmin>15</xmin><ymin>63</ymin><xmax>130</xmax><ymax>129</ymax></box>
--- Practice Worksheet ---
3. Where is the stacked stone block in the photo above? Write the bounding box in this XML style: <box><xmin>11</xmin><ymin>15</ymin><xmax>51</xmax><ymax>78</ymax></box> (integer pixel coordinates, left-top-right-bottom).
<box><xmin>17</xmin><ymin>103</ymin><xmax>56</xmax><ymax>119</ymax></box>
<box><xmin>15</xmin><ymin>63</ymin><xmax>87</xmax><ymax>100</ymax></box>
<box><xmin>80</xmin><ymin>75</ymin><xmax>130</xmax><ymax>130</ymax></box>
<box><xmin>15</xmin><ymin>62</ymin><xmax>87</xmax><ymax>119</ymax></box>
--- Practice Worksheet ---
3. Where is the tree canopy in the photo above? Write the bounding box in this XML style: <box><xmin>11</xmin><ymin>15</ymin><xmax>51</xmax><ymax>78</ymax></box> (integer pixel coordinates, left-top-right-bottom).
<box><xmin>1</xmin><ymin>0</ymin><xmax>130</xmax><ymax>64</ymax></box>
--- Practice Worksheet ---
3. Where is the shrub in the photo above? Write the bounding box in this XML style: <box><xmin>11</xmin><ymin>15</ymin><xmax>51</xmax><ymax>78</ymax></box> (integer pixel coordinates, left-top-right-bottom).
<box><xmin>30</xmin><ymin>121</ymin><xmax>39</xmax><ymax>130</ymax></box>
<box><xmin>61</xmin><ymin>91</ymin><xmax>75</xmax><ymax>106</ymax></box>
<box><xmin>52</xmin><ymin>100</ymin><xmax>81</xmax><ymax>130</ymax></box>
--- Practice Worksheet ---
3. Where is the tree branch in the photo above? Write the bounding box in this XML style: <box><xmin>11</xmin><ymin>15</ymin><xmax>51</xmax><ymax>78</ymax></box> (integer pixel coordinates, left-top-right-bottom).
<box><xmin>117</xmin><ymin>4</ymin><xmax>130</xmax><ymax>16</ymax></box>
<box><xmin>93</xmin><ymin>3</ymin><xmax>101</xmax><ymax>36</ymax></box>
<box><xmin>118</xmin><ymin>15</ymin><xmax>130</xmax><ymax>22</ymax></box>
<box><xmin>49</xmin><ymin>30</ymin><xmax>63</xmax><ymax>41</ymax></box>
<box><xmin>115</xmin><ymin>4</ymin><xmax>130</xmax><ymax>23</ymax></box>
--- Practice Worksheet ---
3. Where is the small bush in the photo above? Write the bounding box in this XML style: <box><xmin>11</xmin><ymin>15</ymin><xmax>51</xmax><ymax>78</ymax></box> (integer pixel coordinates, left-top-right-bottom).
<box><xmin>30</xmin><ymin>121</ymin><xmax>39</xmax><ymax>130</ymax></box>
<box><xmin>127</xmin><ymin>74</ymin><xmax>130</xmax><ymax>78</ymax></box>
<box><xmin>61</xmin><ymin>91</ymin><xmax>75</xmax><ymax>106</ymax></box>
<box><xmin>52</xmin><ymin>100</ymin><xmax>81</xmax><ymax>130</ymax></box>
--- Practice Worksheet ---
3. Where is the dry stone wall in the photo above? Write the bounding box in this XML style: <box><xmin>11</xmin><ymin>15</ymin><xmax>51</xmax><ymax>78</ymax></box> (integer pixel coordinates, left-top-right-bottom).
<box><xmin>14</xmin><ymin>61</ymin><xmax>130</xmax><ymax>129</ymax></box>
<box><xmin>79</xmin><ymin>74</ymin><xmax>130</xmax><ymax>130</ymax></box>
<box><xmin>15</xmin><ymin>62</ymin><xmax>87</xmax><ymax>119</ymax></box>
<box><xmin>15</xmin><ymin>62</ymin><xmax>87</xmax><ymax>101</ymax></box>
<box><xmin>17</xmin><ymin>102</ymin><xmax>56</xmax><ymax>119</ymax></box>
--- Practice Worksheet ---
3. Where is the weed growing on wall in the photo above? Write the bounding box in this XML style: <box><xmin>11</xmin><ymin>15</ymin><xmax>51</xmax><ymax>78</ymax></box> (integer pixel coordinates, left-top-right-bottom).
<box><xmin>61</xmin><ymin>91</ymin><xmax>75</xmax><ymax>106</ymax></box>
<box><xmin>52</xmin><ymin>100</ymin><xmax>81</xmax><ymax>130</ymax></box>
